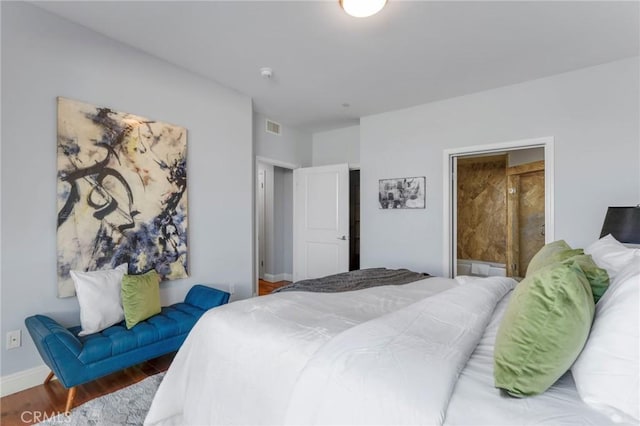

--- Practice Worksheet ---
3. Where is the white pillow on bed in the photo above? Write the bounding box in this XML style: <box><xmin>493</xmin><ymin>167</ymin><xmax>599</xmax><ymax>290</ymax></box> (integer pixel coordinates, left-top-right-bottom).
<box><xmin>584</xmin><ymin>234</ymin><xmax>639</xmax><ymax>281</ymax></box>
<box><xmin>571</xmin><ymin>259</ymin><xmax>639</xmax><ymax>423</ymax></box>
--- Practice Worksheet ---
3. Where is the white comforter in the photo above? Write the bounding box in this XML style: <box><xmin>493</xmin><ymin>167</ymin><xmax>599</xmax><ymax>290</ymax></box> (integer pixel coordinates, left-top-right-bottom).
<box><xmin>283</xmin><ymin>277</ymin><xmax>514</xmax><ymax>425</ymax></box>
<box><xmin>145</xmin><ymin>277</ymin><xmax>456</xmax><ymax>425</ymax></box>
<box><xmin>145</xmin><ymin>276</ymin><xmax>612</xmax><ymax>426</ymax></box>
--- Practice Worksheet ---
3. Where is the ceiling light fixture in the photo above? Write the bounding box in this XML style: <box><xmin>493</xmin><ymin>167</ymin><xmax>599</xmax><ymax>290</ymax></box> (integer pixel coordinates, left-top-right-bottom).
<box><xmin>339</xmin><ymin>0</ymin><xmax>387</xmax><ymax>18</ymax></box>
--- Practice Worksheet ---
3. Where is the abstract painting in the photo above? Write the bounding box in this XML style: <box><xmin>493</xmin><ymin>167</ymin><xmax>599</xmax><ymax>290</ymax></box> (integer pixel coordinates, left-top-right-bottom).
<box><xmin>57</xmin><ymin>97</ymin><xmax>188</xmax><ymax>297</ymax></box>
<box><xmin>378</xmin><ymin>176</ymin><xmax>426</xmax><ymax>209</ymax></box>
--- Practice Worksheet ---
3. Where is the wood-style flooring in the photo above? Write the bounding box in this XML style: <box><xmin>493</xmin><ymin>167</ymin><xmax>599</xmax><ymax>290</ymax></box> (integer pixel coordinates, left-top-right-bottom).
<box><xmin>1</xmin><ymin>280</ymin><xmax>290</xmax><ymax>425</ymax></box>
<box><xmin>258</xmin><ymin>279</ymin><xmax>289</xmax><ymax>295</ymax></box>
<box><xmin>0</xmin><ymin>353</ymin><xmax>175</xmax><ymax>425</ymax></box>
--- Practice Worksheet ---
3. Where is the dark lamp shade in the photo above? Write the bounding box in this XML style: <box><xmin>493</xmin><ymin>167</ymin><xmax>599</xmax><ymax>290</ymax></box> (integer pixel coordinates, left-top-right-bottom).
<box><xmin>600</xmin><ymin>206</ymin><xmax>640</xmax><ymax>244</ymax></box>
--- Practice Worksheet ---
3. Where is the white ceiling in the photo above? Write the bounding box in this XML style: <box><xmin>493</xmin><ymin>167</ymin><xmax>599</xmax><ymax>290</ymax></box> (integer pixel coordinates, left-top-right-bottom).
<box><xmin>34</xmin><ymin>1</ymin><xmax>639</xmax><ymax>133</ymax></box>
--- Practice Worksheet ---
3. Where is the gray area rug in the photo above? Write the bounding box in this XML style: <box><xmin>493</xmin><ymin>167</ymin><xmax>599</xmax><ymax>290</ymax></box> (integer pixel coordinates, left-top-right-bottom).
<box><xmin>39</xmin><ymin>373</ymin><xmax>164</xmax><ymax>426</ymax></box>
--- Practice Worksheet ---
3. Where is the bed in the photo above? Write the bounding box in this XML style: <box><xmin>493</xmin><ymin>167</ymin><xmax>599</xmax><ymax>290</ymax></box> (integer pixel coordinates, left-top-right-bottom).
<box><xmin>144</xmin><ymin>237</ymin><xmax>639</xmax><ymax>426</ymax></box>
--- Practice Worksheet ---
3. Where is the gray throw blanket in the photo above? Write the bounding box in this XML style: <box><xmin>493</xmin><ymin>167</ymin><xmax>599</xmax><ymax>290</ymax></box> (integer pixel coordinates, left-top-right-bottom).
<box><xmin>273</xmin><ymin>268</ymin><xmax>430</xmax><ymax>294</ymax></box>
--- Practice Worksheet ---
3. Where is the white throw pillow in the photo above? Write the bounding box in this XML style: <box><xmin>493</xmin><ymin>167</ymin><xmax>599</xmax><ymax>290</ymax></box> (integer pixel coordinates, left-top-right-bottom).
<box><xmin>584</xmin><ymin>234</ymin><xmax>640</xmax><ymax>281</ymax></box>
<box><xmin>70</xmin><ymin>263</ymin><xmax>128</xmax><ymax>336</ymax></box>
<box><xmin>571</xmin><ymin>259</ymin><xmax>640</xmax><ymax>423</ymax></box>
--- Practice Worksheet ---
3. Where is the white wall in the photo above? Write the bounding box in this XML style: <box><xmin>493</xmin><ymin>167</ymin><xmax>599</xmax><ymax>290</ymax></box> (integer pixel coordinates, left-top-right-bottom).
<box><xmin>1</xmin><ymin>3</ymin><xmax>253</xmax><ymax>377</ymax></box>
<box><xmin>508</xmin><ymin>147</ymin><xmax>544</xmax><ymax>167</ymax></box>
<box><xmin>361</xmin><ymin>57</ymin><xmax>639</xmax><ymax>276</ymax></box>
<box><xmin>254</xmin><ymin>111</ymin><xmax>312</xmax><ymax>167</ymax></box>
<box><xmin>256</xmin><ymin>163</ymin><xmax>293</xmax><ymax>281</ymax></box>
<box><xmin>312</xmin><ymin>125</ymin><xmax>360</xmax><ymax>167</ymax></box>
<box><xmin>274</xmin><ymin>167</ymin><xmax>293</xmax><ymax>278</ymax></box>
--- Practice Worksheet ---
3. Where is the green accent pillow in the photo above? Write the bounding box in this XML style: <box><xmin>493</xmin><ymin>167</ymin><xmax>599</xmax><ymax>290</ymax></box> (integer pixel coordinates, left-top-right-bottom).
<box><xmin>121</xmin><ymin>270</ymin><xmax>161</xmax><ymax>329</ymax></box>
<box><xmin>494</xmin><ymin>261</ymin><xmax>595</xmax><ymax>397</ymax></box>
<box><xmin>562</xmin><ymin>254</ymin><xmax>609</xmax><ymax>303</ymax></box>
<box><xmin>526</xmin><ymin>240</ymin><xmax>584</xmax><ymax>277</ymax></box>
<box><xmin>527</xmin><ymin>240</ymin><xmax>610</xmax><ymax>302</ymax></box>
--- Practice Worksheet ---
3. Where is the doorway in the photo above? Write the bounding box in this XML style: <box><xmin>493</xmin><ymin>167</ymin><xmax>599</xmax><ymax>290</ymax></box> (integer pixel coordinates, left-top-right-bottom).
<box><xmin>349</xmin><ymin>169</ymin><xmax>360</xmax><ymax>271</ymax></box>
<box><xmin>256</xmin><ymin>159</ymin><xmax>295</xmax><ymax>295</ymax></box>
<box><xmin>257</xmin><ymin>161</ymin><xmax>361</xmax><ymax>294</ymax></box>
<box><xmin>443</xmin><ymin>137</ymin><xmax>555</xmax><ymax>278</ymax></box>
<box><xmin>455</xmin><ymin>150</ymin><xmax>545</xmax><ymax>278</ymax></box>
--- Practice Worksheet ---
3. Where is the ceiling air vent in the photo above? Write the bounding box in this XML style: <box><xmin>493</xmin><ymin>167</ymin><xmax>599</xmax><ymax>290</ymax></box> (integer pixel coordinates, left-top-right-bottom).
<box><xmin>265</xmin><ymin>119</ymin><xmax>281</xmax><ymax>136</ymax></box>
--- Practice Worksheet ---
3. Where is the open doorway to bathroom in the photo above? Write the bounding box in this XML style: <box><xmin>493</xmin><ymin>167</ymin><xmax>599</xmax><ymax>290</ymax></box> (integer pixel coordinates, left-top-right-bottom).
<box><xmin>443</xmin><ymin>137</ymin><xmax>554</xmax><ymax>279</ymax></box>
<box><xmin>455</xmin><ymin>149</ymin><xmax>544</xmax><ymax>279</ymax></box>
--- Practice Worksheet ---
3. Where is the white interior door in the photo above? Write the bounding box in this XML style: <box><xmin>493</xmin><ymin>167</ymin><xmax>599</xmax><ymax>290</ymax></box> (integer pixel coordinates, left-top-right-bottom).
<box><xmin>293</xmin><ymin>164</ymin><xmax>349</xmax><ymax>282</ymax></box>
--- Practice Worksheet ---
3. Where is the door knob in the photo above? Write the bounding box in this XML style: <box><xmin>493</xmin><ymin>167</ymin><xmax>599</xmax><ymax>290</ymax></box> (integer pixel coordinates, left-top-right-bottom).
<box><xmin>337</xmin><ymin>235</ymin><xmax>348</xmax><ymax>240</ymax></box>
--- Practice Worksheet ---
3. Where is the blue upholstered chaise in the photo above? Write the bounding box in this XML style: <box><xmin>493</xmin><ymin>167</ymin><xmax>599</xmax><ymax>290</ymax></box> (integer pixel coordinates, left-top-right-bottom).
<box><xmin>25</xmin><ymin>284</ymin><xmax>229</xmax><ymax>413</ymax></box>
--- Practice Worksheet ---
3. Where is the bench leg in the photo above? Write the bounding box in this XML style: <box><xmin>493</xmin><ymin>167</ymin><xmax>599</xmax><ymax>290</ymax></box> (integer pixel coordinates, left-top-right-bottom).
<box><xmin>64</xmin><ymin>387</ymin><xmax>77</xmax><ymax>415</ymax></box>
<box><xmin>44</xmin><ymin>371</ymin><xmax>55</xmax><ymax>384</ymax></box>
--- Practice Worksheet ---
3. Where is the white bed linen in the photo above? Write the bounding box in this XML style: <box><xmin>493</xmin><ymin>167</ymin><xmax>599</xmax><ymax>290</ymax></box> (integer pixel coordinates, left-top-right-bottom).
<box><xmin>145</xmin><ymin>277</ymin><xmax>456</xmax><ymax>426</ymax></box>
<box><xmin>284</xmin><ymin>277</ymin><xmax>514</xmax><ymax>425</ymax></box>
<box><xmin>146</xmin><ymin>275</ymin><xmax>614</xmax><ymax>426</ymax></box>
<box><xmin>445</xmin><ymin>289</ymin><xmax>615</xmax><ymax>426</ymax></box>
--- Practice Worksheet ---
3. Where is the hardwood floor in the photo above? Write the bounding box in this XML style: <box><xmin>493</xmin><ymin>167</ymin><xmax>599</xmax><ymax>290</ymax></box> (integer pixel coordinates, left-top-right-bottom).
<box><xmin>0</xmin><ymin>353</ymin><xmax>175</xmax><ymax>425</ymax></box>
<box><xmin>258</xmin><ymin>279</ymin><xmax>290</xmax><ymax>295</ymax></box>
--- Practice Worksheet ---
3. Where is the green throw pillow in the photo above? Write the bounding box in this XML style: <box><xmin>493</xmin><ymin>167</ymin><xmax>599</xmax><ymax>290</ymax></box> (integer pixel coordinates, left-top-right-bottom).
<box><xmin>562</xmin><ymin>254</ymin><xmax>609</xmax><ymax>303</ymax></box>
<box><xmin>494</xmin><ymin>261</ymin><xmax>595</xmax><ymax>397</ymax></box>
<box><xmin>121</xmin><ymin>270</ymin><xmax>161</xmax><ymax>329</ymax></box>
<box><xmin>527</xmin><ymin>240</ymin><xmax>609</xmax><ymax>302</ymax></box>
<box><xmin>526</xmin><ymin>240</ymin><xmax>583</xmax><ymax>277</ymax></box>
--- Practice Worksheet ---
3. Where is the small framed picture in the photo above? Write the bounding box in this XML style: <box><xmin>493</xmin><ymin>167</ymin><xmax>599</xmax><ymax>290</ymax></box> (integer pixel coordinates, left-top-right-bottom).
<box><xmin>378</xmin><ymin>176</ymin><xmax>426</xmax><ymax>209</ymax></box>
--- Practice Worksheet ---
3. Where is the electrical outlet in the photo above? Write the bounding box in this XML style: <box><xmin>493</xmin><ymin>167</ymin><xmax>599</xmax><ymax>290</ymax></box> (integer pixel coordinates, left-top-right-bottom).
<box><xmin>7</xmin><ymin>330</ymin><xmax>21</xmax><ymax>349</ymax></box>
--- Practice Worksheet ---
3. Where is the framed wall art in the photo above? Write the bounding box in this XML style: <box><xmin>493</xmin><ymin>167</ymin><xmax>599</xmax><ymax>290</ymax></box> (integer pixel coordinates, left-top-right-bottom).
<box><xmin>378</xmin><ymin>176</ymin><xmax>426</xmax><ymax>209</ymax></box>
<box><xmin>56</xmin><ymin>97</ymin><xmax>188</xmax><ymax>297</ymax></box>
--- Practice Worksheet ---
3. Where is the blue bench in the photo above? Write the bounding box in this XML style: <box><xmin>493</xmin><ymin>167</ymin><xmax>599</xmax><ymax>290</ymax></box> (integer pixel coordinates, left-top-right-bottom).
<box><xmin>25</xmin><ymin>284</ymin><xmax>229</xmax><ymax>413</ymax></box>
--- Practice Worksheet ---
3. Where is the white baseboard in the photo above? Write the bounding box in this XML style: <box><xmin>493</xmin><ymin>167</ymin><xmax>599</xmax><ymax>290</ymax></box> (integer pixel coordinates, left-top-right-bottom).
<box><xmin>263</xmin><ymin>273</ymin><xmax>293</xmax><ymax>283</ymax></box>
<box><xmin>0</xmin><ymin>364</ymin><xmax>50</xmax><ymax>397</ymax></box>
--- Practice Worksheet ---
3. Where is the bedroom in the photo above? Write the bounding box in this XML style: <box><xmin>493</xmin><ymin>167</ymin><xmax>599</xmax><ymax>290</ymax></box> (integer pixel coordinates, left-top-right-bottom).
<box><xmin>1</xmin><ymin>0</ymin><xmax>639</xmax><ymax>424</ymax></box>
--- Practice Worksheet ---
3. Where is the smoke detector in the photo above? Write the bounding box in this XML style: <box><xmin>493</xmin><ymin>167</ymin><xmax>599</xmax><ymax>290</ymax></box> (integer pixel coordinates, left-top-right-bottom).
<box><xmin>260</xmin><ymin>67</ymin><xmax>273</xmax><ymax>79</ymax></box>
